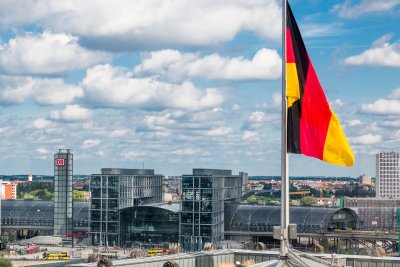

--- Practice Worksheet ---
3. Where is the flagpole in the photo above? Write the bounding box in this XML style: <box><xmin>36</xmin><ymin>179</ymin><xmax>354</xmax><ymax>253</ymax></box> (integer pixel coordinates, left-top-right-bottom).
<box><xmin>280</xmin><ymin>0</ymin><xmax>289</xmax><ymax>258</ymax></box>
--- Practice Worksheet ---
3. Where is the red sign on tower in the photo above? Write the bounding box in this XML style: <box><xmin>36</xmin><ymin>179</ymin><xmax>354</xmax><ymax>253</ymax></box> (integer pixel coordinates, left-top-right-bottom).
<box><xmin>55</xmin><ymin>158</ymin><xmax>65</xmax><ymax>166</ymax></box>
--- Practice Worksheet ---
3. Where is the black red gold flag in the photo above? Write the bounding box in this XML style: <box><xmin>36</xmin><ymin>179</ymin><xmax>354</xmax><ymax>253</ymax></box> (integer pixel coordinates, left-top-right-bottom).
<box><xmin>286</xmin><ymin>3</ymin><xmax>354</xmax><ymax>166</ymax></box>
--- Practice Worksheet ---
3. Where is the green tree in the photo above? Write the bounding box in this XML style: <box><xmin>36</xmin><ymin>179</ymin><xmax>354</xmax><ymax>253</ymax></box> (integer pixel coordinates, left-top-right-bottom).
<box><xmin>247</xmin><ymin>195</ymin><xmax>258</xmax><ymax>204</ymax></box>
<box><xmin>299</xmin><ymin>196</ymin><xmax>317</xmax><ymax>206</ymax></box>
<box><xmin>0</xmin><ymin>258</ymin><xmax>12</xmax><ymax>267</ymax></box>
<box><xmin>73</xmin><ymin>190</ymin><xmax>85</xmax><ymax>201</ymax></box>
<box><xmin>17</xmin><ymin>181</ymin><xmax>53</xmax><ymax>199</ymax></box>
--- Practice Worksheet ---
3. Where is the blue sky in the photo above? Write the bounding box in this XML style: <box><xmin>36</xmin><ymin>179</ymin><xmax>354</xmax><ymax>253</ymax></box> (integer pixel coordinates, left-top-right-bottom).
<box><xmin>0</xmin><ymin>0</ymin><xmax>399</xmax><ymax>177</ymax></box>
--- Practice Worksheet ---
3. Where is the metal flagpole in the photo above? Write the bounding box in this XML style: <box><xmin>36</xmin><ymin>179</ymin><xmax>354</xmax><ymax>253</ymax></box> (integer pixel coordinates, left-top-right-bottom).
<box><xmin>280</xmin><ymin>0</ymin><xmax>289</xmax><ymax>258</ymax></box>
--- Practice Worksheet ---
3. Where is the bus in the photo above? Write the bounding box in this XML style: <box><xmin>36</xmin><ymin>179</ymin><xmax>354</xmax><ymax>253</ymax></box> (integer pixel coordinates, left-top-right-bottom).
<box><xmin>147</xmin><ymin>248</ymin><xmax>163</xmax><ymax>257</ymax></box>
<box><xmin>43</xmin><ymin>252</ymin><xmax>69</xmax><ymax>260</ymax></box>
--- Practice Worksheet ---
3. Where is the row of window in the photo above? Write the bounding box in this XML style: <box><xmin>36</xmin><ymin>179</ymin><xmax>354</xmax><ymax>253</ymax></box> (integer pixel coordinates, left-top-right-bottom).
<box><xmin>1</xmin><ymin>218</ymin><xmax>88</xmax><ymax>227</ymax></box>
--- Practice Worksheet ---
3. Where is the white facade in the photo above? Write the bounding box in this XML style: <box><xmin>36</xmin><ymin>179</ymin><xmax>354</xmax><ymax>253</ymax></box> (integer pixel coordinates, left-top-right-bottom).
<box><xmin>376</xmin><ymin>152</ymin><xmax>400</xmax><ymax>198</ymax></box>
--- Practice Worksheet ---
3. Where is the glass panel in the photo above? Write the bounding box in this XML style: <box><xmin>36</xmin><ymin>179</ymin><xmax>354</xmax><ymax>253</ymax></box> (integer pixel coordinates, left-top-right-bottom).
<box><xmin>182</xmin><ymin>176</ymin><xmax>193</xmax><ymax>188</ymax></box>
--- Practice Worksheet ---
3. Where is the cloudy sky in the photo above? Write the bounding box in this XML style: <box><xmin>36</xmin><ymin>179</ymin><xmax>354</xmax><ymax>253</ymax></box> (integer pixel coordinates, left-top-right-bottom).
<box><xmin>0</xmin><ymin>0</ymin><xmax>399</xmax><ymax>177</ymax></box>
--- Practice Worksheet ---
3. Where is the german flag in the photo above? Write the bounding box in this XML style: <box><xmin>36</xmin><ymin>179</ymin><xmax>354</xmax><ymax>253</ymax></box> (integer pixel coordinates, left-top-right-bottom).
<box><xmin>286</xmin><ymin>3</ymin><xmax>354</xmax><ymax>167</ymax></box>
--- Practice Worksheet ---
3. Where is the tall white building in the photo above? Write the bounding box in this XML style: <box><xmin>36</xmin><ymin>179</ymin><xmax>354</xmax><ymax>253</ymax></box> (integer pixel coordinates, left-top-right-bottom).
<box><xmin>376</xmin><ymin>152</ymin><xmax>400</xmax><ymax>198</ymax></box>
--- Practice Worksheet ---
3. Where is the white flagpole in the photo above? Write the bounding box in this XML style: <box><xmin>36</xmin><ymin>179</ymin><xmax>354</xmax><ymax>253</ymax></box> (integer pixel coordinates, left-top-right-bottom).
<box><xmin>280</xmin><ymin>0</ymin><xmax>289</xmax><ymax>258</ymax></box>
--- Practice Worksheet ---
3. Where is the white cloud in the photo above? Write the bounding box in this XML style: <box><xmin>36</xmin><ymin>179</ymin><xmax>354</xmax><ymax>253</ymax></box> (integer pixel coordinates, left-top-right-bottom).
<box><xmin>0</xmin><ymin>127</ymin><xmax>8</xmax><ymax>134</ymax></box>
<box><xmin>242</xmin><ymin>130</ymin><xmax>259</xmax><ymax>141</ymax></box>
<box><xmin>82</xmin><ymin>64</ymin><xmax>224</xmax><ymax>111</ymax></box>
<box><xmin>134</xmin><ymin>48</ymin><xmax>281</xmax><ymax>81</ymax></box>
<box><xmin>0</xmin><ymin>0</ymin><xmax>282</xmax><ymax>50</ymax></box>
<box><xmin>36</xmin><ymin>147</ymin><xmax>49</xmax><ymax>154</ymax></box>
<box><xmin>361</xmin><ymin>99</ymin><xmax>400</xmax><ymax>115</ymax></box>
<box><xmin>256</xmin><ymin>92</ymin><xmax>281</xmax><ymax>111</ymax></box>
<box><xmin>351</xmin><ymin>133</ymin><xmax>382</xmax><ymax>144</ymax></box>
<box><xmin>248</xmin><ymin>111</ymin><xmax>268</xmax><ymax>123</ymax></box>
<box><xmin>107</xmin><ymin>129</ymin><xmax>130</xmax><ymax>138</ymax></box>
<box><xmin>32</xmin><ymin>79</ymin><xmax>83</xmax><ymax>105</ymax></box>
<box><xmin>82</xmin><ymin>139</ymin><xmax>101</xmax><ymax>148</ymax></box>
<box><xmin>331</xmin><ymin>99</ymin><xmax>345</xmax><ymax>108</ymax></box>
<box><xmin>243</xmin><ymin>111</ymin><xmax>279</xmax><ymax>130</ymax></box>
<box><xmin>30</xmin><ymin>118</ymin><xmax>53</xmax><ymax>129</ymax></box>
<box><xmin>345</xmin><ymin>34</ymin><xmax>400</xmax><ymax>67</ymax></box>
<box><xmin>0</xmin><ymin>76</ymin><xmax>83</xmax><ymax>105</ymax></box>
<box><xmin>121</xmin><ymin>151</ymin><xmax>143</xmax><ymax>160</ymax></box>
<box><xmin>205</xmin><ymin>127</ymin><xmax>233</xmax><ymax>136</ymax></box>
<box><xmin>0</xmin><ymin>31</ymin><xmax>110</xmax><ymax>75</ymax></box>
<box><xmin>332</xmin><ymin>0</ymin><xmax>400</xmax><ymax>18</ymax></box>
<box><xmin>172</xmin><ymin>149</ymin><xmax>196</xmax><ymax>156</ymax></box>
<box><xmin>301</xmin><ymin>23</ymin><xmax>345</xmax><ymax>38</ymax></box>
<box><xmin>389</xmin><ymin>88</ymin><xmax>400</xmax><ymax>99</ymax></box>
<box><xmin>232</xmin><ymin>104</ymin><xmax>241</xmax><ymax>111</ymax></box>
<box><xmin>380</xmin><ymin>120</ymin><xmax>400</xmax><ymax>127</ymax></box>
<box><xmin>144</xmin><ymin>114</ymin><xmax>176</xmax><ymax>130</ymax></box>
<box><xmin>347</xmin><ymin>120</ymin><xmax>362</xmax><ymax>127</ymax></box>
<box><xmin>49</xmin><ymin>105</ymin><xmax>92</xmax><ymax>122</ymax></box>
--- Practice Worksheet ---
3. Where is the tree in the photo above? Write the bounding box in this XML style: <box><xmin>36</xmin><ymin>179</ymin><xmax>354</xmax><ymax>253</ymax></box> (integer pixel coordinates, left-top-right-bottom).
<box><xmin>17</xmin><ymin>181</ymin><xmax>53</xmax><ymax>199</ymax></box>
<box><xmin>0</xmin><ymin>258</ymin><xmax>12</xmax><ymax>267</ymax></box>
<box><xmin>247</xmin><ymin>195</ymin><xmax>258</xmax><ymax>204</ymax></box>
<box><xmin>73</xmin><ymin>190</ymin><xmax>86</xmax><ymax>201</ymax></box>
<box><xmin>299</xmin><ymin>196</ymin><xmax>317</xmax><ymax>206</ymax></box>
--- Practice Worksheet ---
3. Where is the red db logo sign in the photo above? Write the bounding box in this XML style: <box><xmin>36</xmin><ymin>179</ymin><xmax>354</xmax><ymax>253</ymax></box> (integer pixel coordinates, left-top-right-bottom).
<box><xmin>55</xmin><ymin>158</ymin><xmax>65</xmax><ymax>166</ymax></box>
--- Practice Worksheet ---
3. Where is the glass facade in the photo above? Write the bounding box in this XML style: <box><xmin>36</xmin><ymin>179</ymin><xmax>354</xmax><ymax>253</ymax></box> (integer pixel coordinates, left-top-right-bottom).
<box><xmin>89</xmin><ymin>169</ymin><xmax>163</xmax><ymax>246</ymax></box>
<box><xmin>120</xmin><ymin>205</ymin><xmax>179</xmax><ymax>247</ymax></box>
<box><xmin>90</xmin><ymin>175</ymin><xmax>120</xmax><ymax>246</ymax></box>
<box><xmin>180</xmin><ymin>169</ymin><xmax>242</xmax><ymax>251</ymax></box>
<box><xmin>53</xmin><ymin>149</ymin><xmax>73</xmax><ymax>236</ymax></box>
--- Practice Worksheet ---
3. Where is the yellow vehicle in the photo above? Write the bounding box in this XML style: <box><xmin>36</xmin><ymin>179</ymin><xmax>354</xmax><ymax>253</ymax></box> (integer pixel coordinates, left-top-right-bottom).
<box><xmin>43</xmin><ymin>252</ymin><xmax>69</xmax><ymax>260</ymax></box>
<box><xmin>147</xmin><ymin>248</ymin><xmax>163</xmax><ymax>257</ymax></box>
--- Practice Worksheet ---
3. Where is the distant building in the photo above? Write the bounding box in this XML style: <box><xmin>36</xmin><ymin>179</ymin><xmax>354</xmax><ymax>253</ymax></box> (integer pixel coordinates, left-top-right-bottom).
<box><xmin>359</xmin><ymin>174</ymin><xmax>371</xmax><ymax>186</ymax></box>
<box><xmin>28</xmin><ymin>173</ymin><xmax>33</xmax><ymax>182</ymax></box>
<box><xmin>89</xmin><ymin>168</ymin><xmax>163</xmax><ymax>246</ymax></box>
<box><xmin>0</xmin><ymin>181</ymin><xmax>17</xmax><ymax>200</ymax></box>
<box><xmin>180</xmin><ymin>168</ymin><xmax>242</xmax><ymax>251</ymax></box>
<box><xmin>239</xmin><ymin>171</ymin><xmax>248</xmax><ymax>193</ymax></box>
<box><xmin>376</xmin><ymin>152</ymin><xmax>400</xmax><ymax>198</ymax></box>
<box><xmin>53</xmin><ymin>149</ymin><xmax>73</xmax><ymax>237</ymax></box>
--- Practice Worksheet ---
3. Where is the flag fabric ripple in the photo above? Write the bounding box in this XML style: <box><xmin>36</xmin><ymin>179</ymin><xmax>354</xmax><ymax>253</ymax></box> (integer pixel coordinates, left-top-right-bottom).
<box><xmin>286</xmin><ymin>3</ymin><xmax>354</xmax><ymax>167</ymax></box>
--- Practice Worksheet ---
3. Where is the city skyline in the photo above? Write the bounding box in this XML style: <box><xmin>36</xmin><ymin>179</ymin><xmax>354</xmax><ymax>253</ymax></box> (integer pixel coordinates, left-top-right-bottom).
<box><xmin>0</xmin><ymin>1</ymin><xmax>399</xmax><ymax>176</ymax></box>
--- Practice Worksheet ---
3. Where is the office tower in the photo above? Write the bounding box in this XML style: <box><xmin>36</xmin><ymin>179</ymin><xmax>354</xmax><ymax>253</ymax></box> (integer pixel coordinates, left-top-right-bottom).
<box><xmin>376</xmin><ymin>152</ymin><xmax>400</xmax><ymax>198</ymax></box>
<box><xmin>53</xmin><ymin>149</ymin><xmax>73</xmax><ymax>236</ymax></box>
<box><xmin>180</xmin><ymin>168</ymin><xmax>242</xmax><ymax>251</ymax></box>
<box><xmin>89</xmin><ymin>168</ymin><xmax>163</xmax><ymax>246</ymax></box>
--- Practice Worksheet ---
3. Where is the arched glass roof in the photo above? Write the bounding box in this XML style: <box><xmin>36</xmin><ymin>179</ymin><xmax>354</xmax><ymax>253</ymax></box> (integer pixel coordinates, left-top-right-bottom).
<box><xmin>226</xmin><ymin>205</ymin><xmax>359</xmax><ymax>233</ymax></box>
<box><xmin>1</xmin><ymin>200</ymin><xmax>89</xmax><ymax>227</ymax></box>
